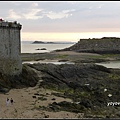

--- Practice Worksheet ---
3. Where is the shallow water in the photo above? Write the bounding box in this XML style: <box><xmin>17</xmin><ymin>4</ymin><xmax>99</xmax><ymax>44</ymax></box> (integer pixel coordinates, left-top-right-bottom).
<box><xmin>22</xmin><ymin>60</ymin><xmax>75</xmax><ymax>65</ymax></box>
<box><xmin>96</xmin><ymin>61</ymin><xmax>120</xmax><ymax>69</ymax></box>
<box><xmin>21</xmin><ymin>41</ymin><xmax>75</xmax><ymax>53</ymax></box>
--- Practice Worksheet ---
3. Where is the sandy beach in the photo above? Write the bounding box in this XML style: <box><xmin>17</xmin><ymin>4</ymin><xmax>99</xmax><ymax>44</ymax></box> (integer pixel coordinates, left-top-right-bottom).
<box><xmin>0</xmin><ymin>82</ymin><xmax>84</xmax><ymax>119</ymax></box>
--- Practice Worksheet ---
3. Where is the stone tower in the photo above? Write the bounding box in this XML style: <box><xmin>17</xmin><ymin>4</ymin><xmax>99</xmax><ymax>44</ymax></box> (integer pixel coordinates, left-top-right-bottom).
<box><xmin>0</xmin><ymin>19</ymin><xmax>22</xmax><ymax>75</ymax></box>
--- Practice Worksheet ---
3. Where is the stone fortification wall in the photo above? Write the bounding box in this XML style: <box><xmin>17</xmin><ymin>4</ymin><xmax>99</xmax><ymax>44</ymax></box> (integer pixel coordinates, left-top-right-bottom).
<box><xmin>65</xmin><ymin>37</ymin><xmax>120</xmax><ymax>54</ymax></box>
<box><xmin>0</xmin><ymin>20</ymin><xmax>22</xmax><ymax>75</ymax></box>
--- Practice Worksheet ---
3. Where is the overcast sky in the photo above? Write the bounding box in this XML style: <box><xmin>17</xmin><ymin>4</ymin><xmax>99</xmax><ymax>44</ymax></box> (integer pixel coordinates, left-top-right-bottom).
<box><xmin>1</xmin><ymin>1</ymin><xmax>120</xmax><ymax>41</ymax></box>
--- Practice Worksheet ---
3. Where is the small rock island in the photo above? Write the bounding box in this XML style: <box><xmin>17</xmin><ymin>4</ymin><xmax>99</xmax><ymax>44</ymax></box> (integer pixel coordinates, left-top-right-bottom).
<box><xmin>32</xmin><ymin>41</ymin><xmax>75</xmax><ymax>44</ymax></box>
<box><xmin>32</xmin><ymin>41</ymin><xmax>54</xmax><ymax>44</ymax></box>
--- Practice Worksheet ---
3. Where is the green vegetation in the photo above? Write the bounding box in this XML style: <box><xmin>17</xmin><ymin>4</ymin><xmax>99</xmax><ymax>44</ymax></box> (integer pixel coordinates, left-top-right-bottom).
<box><xmin>102</xmin><ymin>53</ymin><xmax>120</xmax><ymax>57</ymax></box>
<box><xmin>108</xmin><ymin>74</ymin><xmax>120</xmax><ymax>80</ymax></box>
<box><xmin>55</xmin><ymin>54</ymin><xmax>68</xmax><ymax>59</ymax></box>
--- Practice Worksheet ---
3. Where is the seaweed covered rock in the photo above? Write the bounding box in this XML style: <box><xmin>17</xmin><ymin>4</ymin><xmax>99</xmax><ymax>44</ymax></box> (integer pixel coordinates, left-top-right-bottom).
<box><xmin>27</xmin><ymin>63</ymin><xmax>120</xmax><ymax>118</ymax></box>
<box><xmin>0</xmin><ymin>62</ymin><xmax>119</xmax><ymax>118</ymax></box>
<box><xmin>0</xmin><ymin>64</ymin><xmax>39</xmax><ymax>92</ymax></box>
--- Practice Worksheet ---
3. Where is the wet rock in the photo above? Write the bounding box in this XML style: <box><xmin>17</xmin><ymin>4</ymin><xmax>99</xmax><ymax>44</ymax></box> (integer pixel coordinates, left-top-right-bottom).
<box><xmin>38</xmin><ymin>97</ymin><xmax>47</xmax><ymax>101</ymax></box>
<box><xmin>51</xmin><ymin>98</ymin><xmax>56</xmax><ymax>100</ymax></box>
<box><xmin>41</xmin><ymin>48</ymin><xmax>47</xmax><ymax>50</ymax></box>
<box><xmin>44</xmin><ymin>115</ymin><xmax>49</xmax><ymax>118</ymax></box>
<box><xmin>27</xmin><ymin>63</ymin><xmax>120</xmax><ymax>117</ymax></box>
<box><xmin>32</xmin><ymin>96</ymin><xmax>36</xmax><ymax>98</ymax></box>
<box><xmin>34</xmin><ymin>93</ymin><xmax>39</xmax><ymax>95</ymax></box>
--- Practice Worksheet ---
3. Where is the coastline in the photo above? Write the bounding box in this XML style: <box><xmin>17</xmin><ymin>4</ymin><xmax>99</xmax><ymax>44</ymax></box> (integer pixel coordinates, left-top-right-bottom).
<box><xmin>0</xmin><ymin>50</ymin><xmax>119</xmax><ymax>119</ymax></box>
<box><xmin>20</xmin><ymin>50</ymin><xmax>120</xmax><ymax>65</ymax></box>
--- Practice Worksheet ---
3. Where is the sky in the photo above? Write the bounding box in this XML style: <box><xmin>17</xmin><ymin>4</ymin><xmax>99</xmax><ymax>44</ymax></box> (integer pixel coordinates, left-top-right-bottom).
<box><xmin>1</xmin><ymin>1</ymin><xmax>120</xmax><ymax>42</ymax></box>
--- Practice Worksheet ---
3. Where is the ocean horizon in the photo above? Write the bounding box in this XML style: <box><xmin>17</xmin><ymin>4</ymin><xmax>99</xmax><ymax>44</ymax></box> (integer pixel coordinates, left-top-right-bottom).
<box><xmin>21</xmin><ymin>40</ymin><xmax>75</xmax><ymax>53</ymax></box>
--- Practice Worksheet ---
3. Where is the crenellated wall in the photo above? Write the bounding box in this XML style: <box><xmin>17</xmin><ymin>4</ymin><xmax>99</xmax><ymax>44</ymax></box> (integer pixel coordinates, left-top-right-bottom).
<box><xmin>0</xmin><ymin>20</ymin><xmax>22</xmax><ymax>75</ymax></box>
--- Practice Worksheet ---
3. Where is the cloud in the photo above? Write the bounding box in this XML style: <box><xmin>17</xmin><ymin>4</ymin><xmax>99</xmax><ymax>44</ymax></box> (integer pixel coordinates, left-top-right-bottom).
<box><xmin>6</xmin><ymin>7</ymin><xmax>75</xmax><ymax>20</ymax></box>
<box><xmin>4</xmin><ymin>2</ymin><xmax>76</xmax><ymax>20</ymax></box>
<box><xmin>46</xmin><ymin>11</ymin><xmax>69</xmax><ymax>19</ymax></box>
<box><xmin>6</xmin><ymin>9</ymin><xmax>22</xmax><ymax>19</ymax></box>
<box><xmin>5</xmin><ymin>2</ymin><xmax>43</xmax><ymax>20</ymax></box>
<box><xmin>62</xmin><ymin>9</ymin><xmax>75</xmax><ymax>13</ymax></box>
<box><xmin>44</xmin><ymin>9</ymin><xmax>75</xmax><ymax>19</ymax></box>
<box><xmin>23</xmin><ymin>8</ymin><xmax>43</xmax><ymax>20</ymax></box>
<box><xmin>6</xmin><ymin>8</ymin><xmax>43</xmax><ymax>20</ymax></box>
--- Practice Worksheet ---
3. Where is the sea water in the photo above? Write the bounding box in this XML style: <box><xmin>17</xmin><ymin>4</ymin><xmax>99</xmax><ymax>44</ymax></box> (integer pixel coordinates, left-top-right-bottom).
<box><xmin>22</xmin><ymin>60</ymin><xmax>75</xmax><ymax>65</ymax></box>
<box><xmin>21</xmin><ymin>41</ymin><xmax>120</xmax><ymax>68</ymax></box>
<box><xmin>21</xmin><ymin>41</ymin><xmax>75</xmax><ymax>65</ymax></box>
<box><xmin>96</xmin><ymin>61</ymin><xmax>120</xmax><ymax>69</ymax></box>
<box><xmin>21</xmin><ymin>41</ymin><xmax>75</xmax><ymax>53</ymax></box>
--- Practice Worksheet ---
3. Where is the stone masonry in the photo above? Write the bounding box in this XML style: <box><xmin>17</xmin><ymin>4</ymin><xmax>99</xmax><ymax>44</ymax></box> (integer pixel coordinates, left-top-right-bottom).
<box><xmin>0</xmin><ymin>19</ymin><xmax>22</xmax><ymax>75</ymax></box>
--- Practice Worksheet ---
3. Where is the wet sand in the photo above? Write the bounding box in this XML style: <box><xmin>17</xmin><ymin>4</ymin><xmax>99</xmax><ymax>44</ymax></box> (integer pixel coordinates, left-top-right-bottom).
<box><xmin>0</xmin><ymin>83</ymin><xmax>84</xmax><ymax>119</ymax></box>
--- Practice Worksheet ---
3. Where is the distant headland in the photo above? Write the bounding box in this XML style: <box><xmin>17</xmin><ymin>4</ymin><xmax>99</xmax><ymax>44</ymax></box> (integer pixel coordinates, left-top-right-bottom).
<box><xmin>32</xmin><ymin>41</ymin><xmax>75</xmax><ymax>44</ymax></box>
<box><xmin>63</xmin><ymin>37</ymin><xmax>120</xmax><ymax>54</ymax></box>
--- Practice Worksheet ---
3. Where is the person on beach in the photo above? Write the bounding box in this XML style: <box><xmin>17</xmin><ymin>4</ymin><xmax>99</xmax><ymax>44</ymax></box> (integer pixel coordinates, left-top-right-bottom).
<box><xmin>6</xmin><ymin>98</ymin><xmax>9</xmax><ymax>106</ymax></box>
<box><xmin>10</xmin><ymin>98</ymin><xmax>13</xmax><ymax>105</ymax></box>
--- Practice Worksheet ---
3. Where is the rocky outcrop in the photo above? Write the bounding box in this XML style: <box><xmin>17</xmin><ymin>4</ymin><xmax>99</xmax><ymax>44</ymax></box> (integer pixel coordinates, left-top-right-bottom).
<box><xmin>0</xmin><ymin>64</ymin><xmax>39</xmax><ymax>93</ymax></box>
<box><xmin>0</xmin><ymin>63</ymin><xmax>119</xmax><ymax>118</ymax></box>
<box><xmin>35</xmin><ymin>48</ymin><xmax>47</xmax><ymax>50</ymax></box>
<box><xmin>28</xmin><ymin>63</ymin><xmax>119</xmax><ymax>98</ymax></box>
<box><xmin>63</xmin><ymin>37</ymin><xmax>120</xmax><ymax>54</ymax></box>
<box><xmin>27</xmin><ymin>63</ymin><xmax>120</xmax><ymax>118</ymax></box>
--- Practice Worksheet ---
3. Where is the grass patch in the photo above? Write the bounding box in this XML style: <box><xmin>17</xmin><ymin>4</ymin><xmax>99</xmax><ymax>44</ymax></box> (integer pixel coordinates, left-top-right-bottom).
<box><xmin>55</xmin><ymin>54</ymin><xmax>68</xmax><ymax>59</ymax></box>
<box><xmin>102</xmin><ymin>54</ymin><xmax>120</xmax><ymax>57</ymax></box>
<box><xmin>108</xmin><ymin>74</ymin><xmax>120</xmax><ymax>80</ymax></box>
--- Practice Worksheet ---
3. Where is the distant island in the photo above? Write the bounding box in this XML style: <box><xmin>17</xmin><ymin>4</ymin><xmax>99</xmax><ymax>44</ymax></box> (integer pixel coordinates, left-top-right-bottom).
<box><xmin>32</xmin><ymin>41</ymin><xmax>75</xmax><ymax>44</ymax></box>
